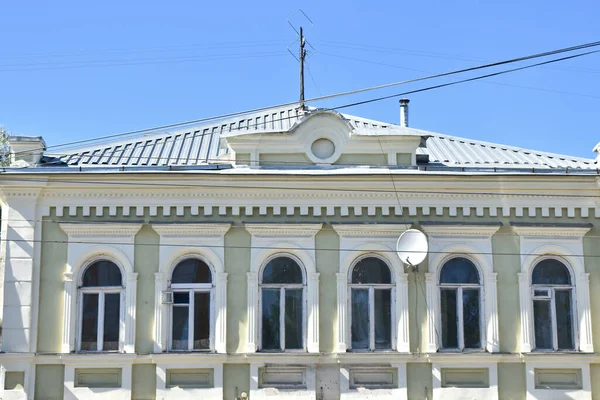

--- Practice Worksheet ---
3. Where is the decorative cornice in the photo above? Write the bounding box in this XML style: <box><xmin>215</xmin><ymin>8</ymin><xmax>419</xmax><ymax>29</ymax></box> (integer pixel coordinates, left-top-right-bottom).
<box><xmin>332</xmin><ymin>224</ymin><xmax>412</xmax><ymax>237</ymax></box>
<box><xmin>511</xmin><ymin>223</ymin><xmax>591</xmax><ymax>237</ymax></box>
<box><xmin>151</xmin><ymin>223</ymin><xmax>231</xmax><ymax>238</ymax></box>
<box><xmin>421</xmin><ymin>223</ymin><xmax>502</xmax><ymax>237</ymax></box>
<box><xmin>1</xmin><ymin>188</ymin><xmax>42</xmax><ymax>200</ymax></box>
<box><xmin>59</xmin><ymin>223</ymin><xmax>143</xmax><ymax>238</ymax></box>
<box><xmin>244</xmin><ymin>223</ymin><xmax>322</xmax><ymax>237</ymax></box>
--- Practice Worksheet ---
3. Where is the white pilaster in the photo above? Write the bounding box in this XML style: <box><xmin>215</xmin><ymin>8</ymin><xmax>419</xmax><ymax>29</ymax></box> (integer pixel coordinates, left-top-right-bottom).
<box><xmin>124</xmin><ymin>272</ymin><xmax>138</xmax><ymax>353</ymax></box>
<box><xmin>336</xmin><ymin>273</ymin><xmax>348</xmax><ymax>352</ymax></box>
<box><xmin>396</xmin><ymin>272</ymin><xmax>410</xmax><ymax>352</ymax></box>
<box><xmin>154</xmin><ymin>272</ymin><xmax>165</xmax><ymax>353</ymax></box>
<box><xmin>577</xmin><ymin>272</ymin><xmax>593</xmax><ymax>352</ymax></box>
<box><xmin>307</xmin><ymin>272</ymin><xmax>320</xmax><ymax>353</ymax></box>
<box><xmin>485</xmin><ymin>272</ymin><xmax>500</xmax><ymax>352</ymax></box>
<box><xmin>62</xmin><ymin>272</ymin><xmax>74</xmax><ymax>353</ymax></box>
<box><xmin>425</xmin><ymin>273</ymin><xmax>438</xmax><ymax>352</ymax></box>
<box><xmin>247</xmin><ymin>272</ymin><xmax>258</xmax><ymax>353</ymax></box>
<box><xmin>518</xmin><ymin>272</ymin><xmax>532</xmax><ymax>353</ymax></box>
<box><xmin>215</xmin><ymin>272</ymin><xmax>228</xmax><ymax>354</ymax></box>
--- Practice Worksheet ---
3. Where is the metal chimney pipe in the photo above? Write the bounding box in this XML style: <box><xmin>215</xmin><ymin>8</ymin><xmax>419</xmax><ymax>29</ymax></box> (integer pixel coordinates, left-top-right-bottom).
<box><xmin>399</xmin><ymin>98</ymin><xmax>410</xmax><ymax>127</ymax></box>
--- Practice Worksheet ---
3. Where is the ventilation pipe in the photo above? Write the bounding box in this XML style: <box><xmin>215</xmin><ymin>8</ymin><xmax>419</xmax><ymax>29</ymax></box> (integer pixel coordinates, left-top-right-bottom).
<box><xmin>399</xmin><ymin>98</ymin><xmax>410</xmax><ymax>127</ymax></box>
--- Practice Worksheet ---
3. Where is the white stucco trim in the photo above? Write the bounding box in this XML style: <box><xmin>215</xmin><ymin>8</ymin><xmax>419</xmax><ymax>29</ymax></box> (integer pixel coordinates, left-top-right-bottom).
<box><xmin>245</xmin><ymin>224</ymin><xmax>321</xmax><ymax>353</ymax></box>
<box><xmin>156</xmin><ymin>361</ymin><xmax>223</xmax><ymax>400</ymax></box>
<box><xmin>249</xmin><ymin>362</ymin><xmax>316</xmax><ymax>399</ymax></box>
<box><xmin>432</xmin><ymin>362</ymin><xmax>498</xmax><ymax>400</ymax></box>
<box><xmin>0</xmin><ymin>360</ymin><xmax>34</xmax><ymax>400</ymax></box>
<box><xmin>513</xmin><ymin>225</ymin><xmax>593</xmax><ymax>353</ymax></box>
<box><xmin>151</xmin><ymin>224</ymin><xmax>230</xmax><ymax>354</ymax></box>
<box><xmin>63</xmin><ymin>360</ymin><xmax>132</xmax><ymax>400</ymax></box>
<box><xmin>339</xmin><ymin>363</ymin><xmax>407</xmax><ymax>400</ymax></box>
<box><xmin>422</xmin><ymin>224</ymin><xmax>501</xmax><ymax>353</ymax></box>
<box><xmin>59</xmin><ymin>223</ymin><xmax>142</xmax><ymax>354</ymax></box>
<box><xmin>525</xmin><ymin>362</ymin><xmax>591</xmax><ymax>400</ymax></box>
<box><xmin>333</xmin><ymin>224</ymin><xmax>411</xmax><ymax>353</ymax></box>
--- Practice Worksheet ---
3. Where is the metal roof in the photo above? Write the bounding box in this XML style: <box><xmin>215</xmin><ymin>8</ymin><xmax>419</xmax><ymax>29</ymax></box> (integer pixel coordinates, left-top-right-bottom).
<box><xmin>41</xmin><ymin>105</ymin><xmax>595</xmax><ymax>170</ymax></box>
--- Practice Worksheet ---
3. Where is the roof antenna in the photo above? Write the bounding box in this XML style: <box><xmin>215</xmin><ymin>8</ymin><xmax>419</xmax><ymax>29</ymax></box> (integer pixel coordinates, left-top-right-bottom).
<box><xmin>287</xmin><ymin>10</ymin><xmax>314</xmax><ymax>113</ymax></box>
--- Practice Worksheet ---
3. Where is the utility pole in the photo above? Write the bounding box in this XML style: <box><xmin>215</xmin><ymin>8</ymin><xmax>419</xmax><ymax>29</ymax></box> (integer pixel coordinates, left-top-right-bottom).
<box><xmin>299</xmin><ymin>26</ymin><xmax>307</xmax><ymax>110</ymax></box>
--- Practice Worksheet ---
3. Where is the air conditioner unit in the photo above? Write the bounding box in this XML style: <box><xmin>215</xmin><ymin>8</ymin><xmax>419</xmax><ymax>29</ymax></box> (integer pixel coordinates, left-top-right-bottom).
<box><xmin>161</xmin><ymin>291</ymin><xmax>174</xmax><ymax>304</ymax></box>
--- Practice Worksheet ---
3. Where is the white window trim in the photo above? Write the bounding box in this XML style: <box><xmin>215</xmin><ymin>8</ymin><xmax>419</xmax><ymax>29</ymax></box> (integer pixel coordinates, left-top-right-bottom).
<box><xmin>64</xmin><ymin>360</ymin><xmax>132</xmax><ymax>400</ymax></box>
<box><xmin>525</xmin><ymin>362</ymin><xmax>591</xmax><ymax>400</ymax></box>
<box><xmin>246</xmin><ymin>224</ymin><xmax>321</xmax><ymax>354</ymax></box>
<box><xmin>340</xmin><ymin>363</ymin><xmax>407</xmax><ymax>400</ymax></box>
<box><xmin>513</xmin><ymin>225</ymin><xmax>593</xmax><ymax>353</ymax></box>
<box><xmin>77</xmin><ymin>280</ymin><xmax>125</xmax><ymax>352</ymax></box>
<box><xmin>422</xmin><ymin>224</ymin><xmax>501</xmax><ymax>353</ymax></box>
<box><xmin>249</xmin><ymin>362</ymin><xmax>316</xmax><ymax>400</ymax></box>
<box><xmin>168</xmin><ymin>282</ymin><xmax>215</xmax><ymax>352</ymax></box>
<box><xmin>333</xmin><ymin>224</ymin><xmax>411</xmax><ymax>353</ymax></box>
<box><xmin>258</xmin><ymin>253</ymin><xmax>307</xmax><ymax>351</ymax></box>
<box><xmin>347</xmin><ymin>254</ymin><xmax>396</xmax><ymax>352</ymax></box>
<box><xmin>432</xmin><ymin>362</ymin><xmax>498</xmax><ymax>400</ymax></box>
<box><xmin>156</xmin><ymin>361</ymin><xmax>223</xmax><ymax>400</ymax></box>
<box><xmin>60</xmin><ymin>223</ymin><xmax>142</xmax><ymax>354</ymax></box>
<box><xmin>152</xmin><ymin>224</ymin><xmax>230</xmax><ymax>354</ymax></box>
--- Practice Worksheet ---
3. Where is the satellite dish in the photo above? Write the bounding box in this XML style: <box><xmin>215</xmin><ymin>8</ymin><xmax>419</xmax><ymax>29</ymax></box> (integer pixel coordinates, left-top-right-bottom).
<box><xmin>396</xmin><ymin>229</ymin><xmax>428</xmax><ymax>266</ymax></box>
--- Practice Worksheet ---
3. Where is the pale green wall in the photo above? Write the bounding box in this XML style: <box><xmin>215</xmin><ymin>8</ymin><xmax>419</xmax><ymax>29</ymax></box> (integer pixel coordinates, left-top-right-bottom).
<box><xmin>132</xmin><ymin>364</ymin><xmax>156</xmax><ymax>400</ymax></box>
<box><xmin>493</xmin><ymin>226</ymin><xmax>521</xmax><ymax>353</ymax></box>
<box><xmin>498</xmin><ymin>363</ymin><xmax>526</xmax><ymax>400</ymax></box>
<box><xmin>259</xmin><ymin>153</ymin><xmax>312</xmax><ymax>166</ymax></box>
<box><xmin>407</xmin><ymin>363</ymin><xmax>432</xmax><ymax>400</ymax></box>
<box><xmin>591</xmin><ymin>364</ymin><xmax>600</xmax><ymax>400</ymax></box>
<box><xmin>223</xmin><ymin>364</ymin><xmax>250</xmax><ymax>400</ymax></box>
<box><xmin>37</xmin><ymin>217</ymin><xmax>67</xmax><ymax>353</ymax></box>
<box><xmin>225</xmin><ymin>227</ymin><xmax>251</xmax><ymax>353</ymax></box>
<box><xmin>316</xmin><ymin>225</ymin><xmax>339</xmax><ymax>353</ymax></box>
<box><xmin>34</xmin><ymin>365</ymin><xmax>64</xmax><ymax>400</ymax></box>
<box><xmin>134</xmin><ymin>225</ymin><xmax>160</xmax><ymax>354</ymax></box>
<box><xmin>335</xmin><ymin>153</ymin><xmax>387</xmax><ymax>166</ymax></box>
<box><xmin>396</xmin><ymin>153</ymin><xmax>412</xmax><ymax>166</ymax></box>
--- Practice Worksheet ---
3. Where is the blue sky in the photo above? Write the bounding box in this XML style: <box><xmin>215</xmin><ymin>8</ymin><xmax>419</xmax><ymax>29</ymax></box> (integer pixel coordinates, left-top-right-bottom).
<box><xmin>1</xmin><ymin>0</ymin><xmax>598</xmax><ymax>158</ymax></box>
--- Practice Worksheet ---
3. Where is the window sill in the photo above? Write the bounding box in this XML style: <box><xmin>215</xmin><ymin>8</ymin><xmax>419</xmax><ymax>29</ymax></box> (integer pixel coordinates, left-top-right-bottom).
<box><xmin>438</xmin><ymin>349</ymin><xmax>487</xmax><ymax>354</ymax></box>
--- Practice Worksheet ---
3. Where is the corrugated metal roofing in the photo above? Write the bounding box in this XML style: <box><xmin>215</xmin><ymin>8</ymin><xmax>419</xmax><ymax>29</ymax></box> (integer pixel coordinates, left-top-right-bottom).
<box><xmin>42</xmin><ymin>105</ymin><xmax>595</xmax><ymax>170</ymax></box>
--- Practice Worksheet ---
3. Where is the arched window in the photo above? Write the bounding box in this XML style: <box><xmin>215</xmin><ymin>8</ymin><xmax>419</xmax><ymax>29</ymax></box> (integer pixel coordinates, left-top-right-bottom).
<box><xmin>79</xmin><ymin>260</ymin><xmax>123</xmax><ymax>352</ymax></box>
<box><xmin>439</xmin><ymin>257</ymin><xmax>482</xmax><ymax>350</ymax></box>
<box><xmin>531</xmin><ymin>258</ymin><xmax>575</xmax><ymax>350</ymax></box>
<box><xmin>169</xmin><ymin>258</ymin><xmax>213</xmax><ymax>351</ymax></box>
<box><xmin>349</xmin><ymin>256</ymin><xmax>393</xmax><ymax>351</ymax></box>
<box><xmin>260</xmin><ymin>256</ymin><xmax>305</xmax><ymax>351</ymax></box>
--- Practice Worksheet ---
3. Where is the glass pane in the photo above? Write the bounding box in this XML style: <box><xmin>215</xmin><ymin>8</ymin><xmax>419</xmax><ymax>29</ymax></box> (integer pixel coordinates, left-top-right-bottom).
<box><xmin>173</xmin><ymin>292</ymin><xmax>189</xmax><ymax>304</ymax></box>
<box><xmin>351</xmin><ymin>289</ymin><xmax>370</xmax><ymax>350</ymax></box>
<box><xmin>439</xmin><ymin>258</ymin><xmax>479</xmax><ymax>284</ymax></box>
<box><xmin>262</xmin><ymin>257</ymin><xmax>303</xmax><ymax>284</ymax></box>
<box><xmin>463</xmin><ymin>289</ymin><xmax>481</xmax><ymax>349</ymax></box>
<box><xmin>261</xmin><ymin>289</ymin><xmax>280</xmax><ymax>350</ymax></box>
<box><xmin>533</xmin><ymin>300</ymin><xmax>553</xmax><ymax>349</ymax></box>
<box><xmin>441</xmin><ymin>289</ymin><xmax>458</xmax><ymax>348</ymax></box>
<box><xmin>103</xmin><ymin>293</ymin><xmax>120</xmax><ymax>351</ymax></box>
<box><xmin>171</xmin><ymin>259</ymin><xmax>212</xmax><ymax>284</ymax></box>
<box><xmin>171</xmin><ymin>306</ymin><xmax>189</xmax><ymax>350</ymax></box>
<box><xmin>534</xmin><ymin>290</ymin><xmax>550</xmax><ymax>297</ymax></box>
<box><xmin>81</xmin><ymin>293</ymin><xmax>99</xmax><ymax>351</ymax></box>
<box><xmin>284</xmin><ymin>289</ymin><xmax>303</xmax><ymax>349</ymax></box>
<box><xmin>351</xmin><ymin>257</ymin><xmax>391</xmax><ymax>284</ymax></box>
<box><xmin>374</xmin><ymin>289</ymin><xmax>391</xmax><ymax>349</ymax></box>
<box><xmin>532</xmin><ymin>259</ymin><xmax>571</xmax><ymax>285</ymax></box>
<box><xmin>82</xmin><ymin>261</ymin><xmax>122</xmax><ymax>287</ymax></box>
<box><xmin>555</xmin><ymin>290</ymin><xmax>574</xmax><ymax>350</ymax></box>
<box><xmin>193</xmin><ymin>292</ymin><xmax>210</xmax><ymax>350</ymax></box>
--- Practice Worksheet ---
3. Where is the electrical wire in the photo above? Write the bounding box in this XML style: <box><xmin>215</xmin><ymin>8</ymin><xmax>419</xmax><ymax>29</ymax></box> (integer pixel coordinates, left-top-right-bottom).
<box><xmin>10</xmin><ymin>39</ymin><xmax>600</xmax><ymax>159</ymax></box>
<box><xmin>1</xmin><ymin>175</ymin><xmax>600</xmax><ymax>199</ymax></box>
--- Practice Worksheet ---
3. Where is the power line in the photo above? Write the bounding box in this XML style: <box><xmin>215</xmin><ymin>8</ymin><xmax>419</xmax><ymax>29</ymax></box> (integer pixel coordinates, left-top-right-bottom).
<box><xmin>14</xmin><ymin>50</ymin><xmax>600</xmax><ymax>169</ymax></box>
<box><xmin>1</xmin><ymin>175</ymin><xmax>600</xmax><ymax>199</ymax></box>
<box><xmin>0</xmin><ymin>236</ymin><xmax>596</xmax><ymax>258</ymax></box>
<box><xmin>10</xmin><ymin>39</ymin><xmax>600</xmax><ymax>159</ymax></box>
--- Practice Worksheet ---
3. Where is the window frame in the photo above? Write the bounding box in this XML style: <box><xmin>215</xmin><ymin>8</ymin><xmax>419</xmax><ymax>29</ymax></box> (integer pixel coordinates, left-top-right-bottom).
<box><xmin>76</xmin><ymin>259</ymin><xmax>126</xmax><ymax>353</ymax></box>
<box><xmin>167</xmin><ymin>257</ymin><xmax>216</xmax><ymax>352</ymax></box>
<box><xmin>258</xmin><ymin>253</ymin><xmax>307</xmax><ymax>352</ymax></box>
<box><xmin>347</xmin><ymin>254</ymin><xmax>395</xmax><ymax>352</ymax></box>
<box><xmin>438</xmin><ymin>256</ymin><xmax>484</xmax><ymax>352</ymax></box>
<box><xmin>530</xmin><ymin>256</ymin><xmax>577</xmax><ymax>352</ymax></box>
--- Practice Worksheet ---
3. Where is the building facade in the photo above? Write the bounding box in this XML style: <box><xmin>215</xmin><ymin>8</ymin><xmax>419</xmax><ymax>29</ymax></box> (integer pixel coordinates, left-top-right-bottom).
<box><xmin>1</xmin><ymin>104</ymin><xmax>599</xmax><ymax>399</ymax></box>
